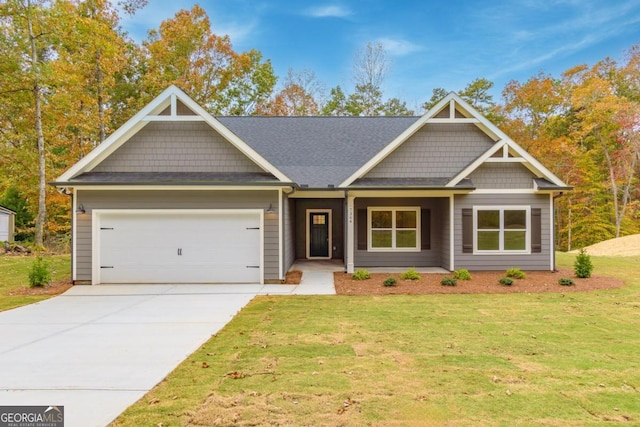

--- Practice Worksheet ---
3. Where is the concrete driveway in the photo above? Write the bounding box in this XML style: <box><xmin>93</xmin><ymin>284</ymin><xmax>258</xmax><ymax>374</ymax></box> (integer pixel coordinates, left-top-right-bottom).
<box><xmin>0</xmin><ymin>284</ymin><xmax>266</xmax><ymax>427</ymax></box>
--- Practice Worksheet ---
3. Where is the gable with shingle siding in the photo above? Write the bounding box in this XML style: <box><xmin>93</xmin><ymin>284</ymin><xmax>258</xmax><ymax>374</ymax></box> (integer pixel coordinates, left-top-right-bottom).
<box><xmin>92</xmin><ymin>121</ymin><xmax>265</xmax><ymax>174</ymax></box>
<box><xmin>468</xmin><ymin>162</ymin><xmax>535</xmax><ymax>189</ymax></box>
<box><xmin>363</xmin><ymin>123</ymin><xmax>495</xmax><ymax>179</ymax></box>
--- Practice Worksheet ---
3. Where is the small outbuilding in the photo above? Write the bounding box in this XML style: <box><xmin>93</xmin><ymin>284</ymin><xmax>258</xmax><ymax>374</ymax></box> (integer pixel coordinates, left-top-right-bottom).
<box><xmin>0</xmin><ymin>205</ymin><xmax>16</xmax><ymax>242</ymax></box>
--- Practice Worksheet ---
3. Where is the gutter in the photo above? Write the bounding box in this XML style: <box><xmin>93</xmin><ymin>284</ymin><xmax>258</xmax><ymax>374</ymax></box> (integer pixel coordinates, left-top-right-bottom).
<box><xmin>49</xmin><ymin>180</ymin><xmax>295</xmax><ymax>187</ymax></box>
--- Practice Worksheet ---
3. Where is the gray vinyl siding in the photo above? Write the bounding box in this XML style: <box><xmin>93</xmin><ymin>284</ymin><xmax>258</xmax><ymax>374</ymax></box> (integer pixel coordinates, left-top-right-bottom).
<box><xmin>93</xmin><ymin>122</ymin><xmax>265</xmax><ymax>173</ymax></box>
<box><xmin>75</xmin><ymin>189</ymin><xmax>279</xmax><ymax>281</ymax></box>
<box><xmin>283</xmin><ymin>194</ymin><xmax>296</xmax><ymax>273</ymax></box>
<box><xmin>469</xmin><ymin>163</ymin><xmax>535</xmax><ymax>189</ymax></box>
<box><xmin>294</xmin><ymin>199</ymin><xmax>344</xmax><ymax>260</ymax></box>
<box><xmin>354</xmin><ymin>197</ymin><xmax>447</xmax><ymax>268</ymax></box>
<box><xmin>453</xmin><ymin>193</ymin><xmax>551</xmax><ymax>270</ymax></box>
<box><xmin>364</xmin><ymin>123</ymin><xmax>495</xmax><ymax>179</ymax></box>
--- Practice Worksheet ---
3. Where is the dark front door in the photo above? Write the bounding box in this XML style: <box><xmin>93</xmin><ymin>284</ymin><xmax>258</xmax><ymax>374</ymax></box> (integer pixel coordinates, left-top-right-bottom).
<box><xmin>309</xmin><ymin>212</ymin><xmax>330</xmax><ymax>258</ymax></box>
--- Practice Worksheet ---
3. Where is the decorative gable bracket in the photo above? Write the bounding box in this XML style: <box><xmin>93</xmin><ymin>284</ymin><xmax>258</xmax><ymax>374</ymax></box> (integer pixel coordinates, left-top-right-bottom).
<box><xmin>426</xmin><ymin>99</ymin><xmax>480</xmax><ymax>124</ymax></box>
<box><xmin>446</xmin><ymin>138</ymin><xmax>566</xmax><ymax>189</ymax></box>
<box><xmin>142</xmin><ymin>94</ymin><xmax>205</xmax><ymax>122</ymax></box>
<box><xmin>484</xmin><ymin>145</ymin><xmax>526</xmax><ymax>163</ymax></box>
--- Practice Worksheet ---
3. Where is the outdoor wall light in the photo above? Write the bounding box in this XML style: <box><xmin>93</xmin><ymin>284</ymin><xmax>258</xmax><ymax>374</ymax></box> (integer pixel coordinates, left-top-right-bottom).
<box><xmin>266</xmin><ymin>203</ymin><xmax>275</xmax><ymax>214</ymax></box>
<box><xmin>76</xmin><ymin>204</ymin><xmax>86</xmax><ymax>214</ymax></box>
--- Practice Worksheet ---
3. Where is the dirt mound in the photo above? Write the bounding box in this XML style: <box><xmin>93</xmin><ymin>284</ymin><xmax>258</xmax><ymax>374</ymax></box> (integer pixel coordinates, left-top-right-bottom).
<box><xmin>575</xmin><ymin>234</ymin><xmax>640</xmax><ymax>257</ymax></box>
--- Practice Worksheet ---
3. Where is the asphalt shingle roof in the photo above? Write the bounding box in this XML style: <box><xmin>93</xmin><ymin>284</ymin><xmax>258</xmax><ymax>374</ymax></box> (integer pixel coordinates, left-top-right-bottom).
<box><xmin>534</xmin><ymin>178</ymin><xmax>572</xmax><ymax>191</ymax></box>
<box><xmin>217</xmin><ymin>116</ymin><xmax>419</xmax><ymax>188</ymax></box>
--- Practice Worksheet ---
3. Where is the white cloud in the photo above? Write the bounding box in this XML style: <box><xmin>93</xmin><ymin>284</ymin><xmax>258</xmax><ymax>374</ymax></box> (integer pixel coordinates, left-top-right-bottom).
<box><xmin>211</xmin><ymin>19</ymin><xmax>258</xmax><ymax>44</ymax></box>
<box><xmin>376</xmin><ymin>37</ymin><xmax>424</xmax><ymax>56</ymax></box>
<box><xmin>306</xmin><ymin>5</ymin><xmax>352</xmax><ymax>18</ymax></box>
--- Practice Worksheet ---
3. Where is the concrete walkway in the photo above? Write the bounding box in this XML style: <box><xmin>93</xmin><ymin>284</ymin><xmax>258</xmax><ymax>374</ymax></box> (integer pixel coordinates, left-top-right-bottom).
<box><xmin>260</xmin><ymin>272</ymin><xmax>336</xmax><ymax>295</ymax></box>
<box><xmin>0</xmin><ymin>284</ymin><xmax>262</xmax><ymax>427</ymax></box>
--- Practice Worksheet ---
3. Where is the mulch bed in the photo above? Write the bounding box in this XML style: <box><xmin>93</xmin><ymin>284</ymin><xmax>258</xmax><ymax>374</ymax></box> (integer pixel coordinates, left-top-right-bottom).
<box><xmin>334</xmin><ymin>269</ymin><xmax>624</xmax><ymax>295</ymax></box>
<box><xmin>284</xmin><ymin>270</ymin><xmax>303</xmax><ymax>284</ymax></box>
<box><xmin>8</xmin><ymin>279</ymin><xmax>73</xmax><ymax>296</ymax></box>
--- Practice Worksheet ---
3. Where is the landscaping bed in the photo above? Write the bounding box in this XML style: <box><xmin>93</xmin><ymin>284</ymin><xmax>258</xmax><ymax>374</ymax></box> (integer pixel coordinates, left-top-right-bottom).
<box><xmin>334</xmin><ymin>268</ymin><xmax>624</xmax><ymax>295</ymax></box>
<box><xmin>7</xmin><ymin>278</ymin><xmax>72</xmax><ymax>296</ymax></box>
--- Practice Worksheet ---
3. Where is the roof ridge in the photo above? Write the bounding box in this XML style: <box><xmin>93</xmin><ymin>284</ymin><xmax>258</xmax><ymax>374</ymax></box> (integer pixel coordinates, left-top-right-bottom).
<box><xmin>216</xmin><ymin>115</ymin><xmax>421</xmax><ymax>119</ymax></box>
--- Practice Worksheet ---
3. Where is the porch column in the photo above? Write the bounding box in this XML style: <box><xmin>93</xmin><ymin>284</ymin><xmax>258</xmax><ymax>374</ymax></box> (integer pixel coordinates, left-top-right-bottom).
<box><xmin>346</xmin><ymin>195</ymin><xmax>355</xmax><ymax>273</ymax></box>
<box><xmin>449</xmin><ymin>195</ymin><xmax>455</xmax><ymax>271</ymax></box>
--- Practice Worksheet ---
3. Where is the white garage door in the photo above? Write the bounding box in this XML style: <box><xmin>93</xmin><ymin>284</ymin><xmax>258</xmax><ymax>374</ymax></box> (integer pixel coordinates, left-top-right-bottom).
<box><xmin>96</xmin><ymin>210</ymin><xmax>262</xmax><ymax>284</ymax></box>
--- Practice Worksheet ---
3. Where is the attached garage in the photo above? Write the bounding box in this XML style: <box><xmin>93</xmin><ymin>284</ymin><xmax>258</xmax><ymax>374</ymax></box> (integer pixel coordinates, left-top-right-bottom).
<box><xmin>92</xmin><ymin>210</ymin><xmax>263</xmax><ymax>284</ymax></box>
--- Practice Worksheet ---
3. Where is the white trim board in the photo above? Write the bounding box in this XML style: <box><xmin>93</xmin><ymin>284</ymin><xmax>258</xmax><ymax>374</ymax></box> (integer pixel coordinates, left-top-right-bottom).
<box><xmin>278</xmin><ymin>188</ymin><xmax>283</xmax><ymax>280</ymax></box>
<box><xmin>472</xmin><ymin>205</ymin><xmax>531</xmax><ymax>255</ymax></box>
<box><xmin>56</xmin><ymin>85</ymin><xmax>291</xmax><ymax>184</ymax></box>
<box><xmin>72</xmin><ymin>188</ymin><xmax>78</xmax><ymax>281</ymax></box>
<box><xmin>367</xmin><ymin>206</ymin><xmax>421</xmax><ymax>253</ymax></box>
<box><xmin>339</xmin><ymin>92</ymin><xmax>568</xmax><ymax>190</ymax></box>
<box><xmin>339</xmin><ymin>93</ymin><xmax>498</xmax><ymax>188</ymax></box>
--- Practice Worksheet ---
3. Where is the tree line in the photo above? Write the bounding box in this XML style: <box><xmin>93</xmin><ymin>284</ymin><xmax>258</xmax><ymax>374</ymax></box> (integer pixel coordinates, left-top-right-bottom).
<box><xmin>1</xmin><ymin>1</ymin><xmax>638</xmax><ymax>250</ymax></box>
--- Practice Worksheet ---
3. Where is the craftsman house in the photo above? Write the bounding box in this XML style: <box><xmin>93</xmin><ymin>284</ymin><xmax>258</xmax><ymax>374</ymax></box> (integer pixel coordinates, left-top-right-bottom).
<box><xmin>54</xmin><ymin>85</ymin><xmax>570</xmax><ymax>284</ymax></box>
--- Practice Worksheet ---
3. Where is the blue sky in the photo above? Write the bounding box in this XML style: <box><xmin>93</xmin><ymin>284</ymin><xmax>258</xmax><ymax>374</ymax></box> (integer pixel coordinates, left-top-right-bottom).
<box><xmin>121</xmin><ymin>0</ymin><xmax>640</xmax><ymax>111</ymax></box>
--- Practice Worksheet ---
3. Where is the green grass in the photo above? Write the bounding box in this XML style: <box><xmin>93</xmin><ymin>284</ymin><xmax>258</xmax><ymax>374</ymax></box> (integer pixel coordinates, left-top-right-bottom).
<box><xmin>113</xmin><ymin>253</ymin><xmax>640</xmax><ymax>426</ymax></box>
<box><xmin>0</xmin><ymin>254</ymin><xmax>70</xmax><ymax>311</ymax></box>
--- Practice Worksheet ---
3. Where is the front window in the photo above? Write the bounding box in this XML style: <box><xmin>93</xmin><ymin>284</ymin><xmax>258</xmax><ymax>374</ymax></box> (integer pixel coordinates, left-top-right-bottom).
<box><xmin>368</xmin><ymin>207</ymin><xmax>420</xmax><ymax>251</ymax></box>
<box><xmin>474</xmin><ymin>207</ymin><xmax>529</xmax><ymax>253</ymax></box>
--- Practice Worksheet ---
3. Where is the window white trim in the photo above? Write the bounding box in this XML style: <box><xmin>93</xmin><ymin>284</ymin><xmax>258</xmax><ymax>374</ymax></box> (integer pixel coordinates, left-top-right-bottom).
<box><xmin>306</xmin><ymin>209</ymin><xmax>332</xmax><ymax>259</ymax></box>
<box><xmin>473</xmin><ymin>206</ymin><xmax>530</xmax><ymax>254</ymax></box>
<box><xmin>367</xmin><ymin>207</ymin><xmax>421</xmax><ymax>252</ymax></box>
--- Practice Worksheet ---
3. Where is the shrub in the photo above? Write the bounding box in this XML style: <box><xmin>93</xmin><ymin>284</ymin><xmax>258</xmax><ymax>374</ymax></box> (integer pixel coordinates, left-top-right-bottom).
<box><xmin>499</xmin><ymin>277</ymin><xmax>514</xmax><ymax>286</ymax></box>
<box><xmin>574</xmin><ymin>248</ymin><xmax>593</xmax><ymax>278</ymax></box>
<box><xmin>506</xmin><ymin>268</ymin><xmax>526</xmax><ymax>279</ymax></box>
<box><xmin>383</xmin><ymin>277</ymin><xmax>397</xmax><ymax>287</ymax></box>
<box><xmin>400</xmin><ymin>268</ymin><xmax>421</xmax><ymax>280</ymax></box>
<box><xmin>28</xmin><ymin>256</ymin><xmax>51</xmax><ymax>288</ymax></box>
<box><xmin>352</xmin><ymin>269</ymin><xmax>371</xmax><ymax>280</ymax></box>
<box><xmin>559</xmin><ymin>277</ymin><xmax>575</xmax><ymax>286</ymax></box>
<box><xmin>454</xmin><ymin>269</ymin><xmax>472</xmax><ymax>280</ymax></box>
<box><xmin>441</xmin><ymin>277</ymin><xmax>457</xmax><ymax>286</ymax></box>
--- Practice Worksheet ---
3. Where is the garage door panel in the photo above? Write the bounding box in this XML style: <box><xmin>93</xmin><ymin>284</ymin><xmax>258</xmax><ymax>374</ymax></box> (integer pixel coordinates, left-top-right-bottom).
<box><xmin>97</xmin><ymin>211</ymin><xmax>262</xmax><ymax>284</ymax></box>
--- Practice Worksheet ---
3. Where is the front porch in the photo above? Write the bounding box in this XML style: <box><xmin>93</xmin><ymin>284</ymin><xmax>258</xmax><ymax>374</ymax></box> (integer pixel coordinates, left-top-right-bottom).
<box><xmin>285</xmin><ymin>192</ymin><xmax>455</xmax><ymax>274</ymax></box>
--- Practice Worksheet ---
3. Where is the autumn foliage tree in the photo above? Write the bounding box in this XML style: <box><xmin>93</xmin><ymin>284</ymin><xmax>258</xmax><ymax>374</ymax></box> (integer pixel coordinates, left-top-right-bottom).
<box><xmin>0</xmin><ymin>1</ymin><xmax>639</xmax><ymax>253</ymax></box>
<box><xmin>138</xmin><ymin>5</ymin><xmax>275</xmax><ymax>115</ymax></box>
<box><xmin>257</xmin><ymin>69</ymin><xmax>323</xmax><ymax>116</ymax></box>
<box><xmin>501</xmin><ymin>46</ymin><xmax>640</xmax><ymax>248</ymax></box>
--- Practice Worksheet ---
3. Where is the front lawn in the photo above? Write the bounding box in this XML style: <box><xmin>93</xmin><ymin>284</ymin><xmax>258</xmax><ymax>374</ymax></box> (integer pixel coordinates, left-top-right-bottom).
<box><xmin>112</xmin><ymin>253</ymin><xmax>640</xmax><ymax>426</ymax></box>
<box><xmin>0</xmin><ymin>254</ymin><xmax>71</xmax><ymax>312</ymax></box>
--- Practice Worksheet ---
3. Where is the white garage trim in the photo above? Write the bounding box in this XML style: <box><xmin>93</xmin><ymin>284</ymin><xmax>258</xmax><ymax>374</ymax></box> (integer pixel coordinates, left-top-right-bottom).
<box><xmin>92</xmin><ymin>209</ymin><xmax>264</xmax><ymax>285</ymax></box>
<box><xmin>278</xmin><ymin>188</ymin><xmax>283</xmax><ymax>280</ymax></box>
<box><xmin>72</xmin><ymin>188</ymin><xmax>78</xmax><ymax>281</ymax></box>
